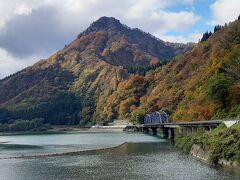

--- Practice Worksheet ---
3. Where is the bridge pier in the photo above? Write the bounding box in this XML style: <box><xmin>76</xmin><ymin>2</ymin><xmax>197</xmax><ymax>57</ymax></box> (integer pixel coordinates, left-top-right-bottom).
<box><xmin>192</xmin><ymin>126</ymin><xmax>198</xmax><ymax>134</ymax></box>
<box><xmin>143</xmin><ymin>127</ymin><xmax>149</xmax><ymax>133</ymax></box>
<box><xmin>168</xmin><ymin>128</ymin><xmax>174</xmax><ymax>139</ymax></box>
<box><xmin>163</xmin><ymin>128</ymin><xmax>168</xmax><ymax>138</ymax></box>
<box><xmin>125</xmin><ymin>119</ymin><xmax>223</xmax><ymax>139</ymax></box>
<box><xmin>178</xmin><ymin>124</ymin><xmax>216</xmax><ymax>136</ymax></box>
<box><xmin>134</xmin><ymin>126</ymin><xmax>139</xmax><ymax>132</ymax></box>
<box><xmin>162</xmin><ymin>128</ymin><xmax>174</xmax><ymax>139</ymax></box>
<box><xmin>151</xmin><ymin>127</ymin><xmax>158</xmax><ymax>135</ymax></box>
<box><xmin>204</xmin><ymin>125</ymin><xmax>212</xmax><ymax>132</ymax></box>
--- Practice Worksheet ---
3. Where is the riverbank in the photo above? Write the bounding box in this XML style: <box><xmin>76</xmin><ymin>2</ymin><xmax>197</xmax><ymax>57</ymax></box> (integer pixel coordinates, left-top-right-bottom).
<box><xmin>175</xmin><ymin>123</ymin><xmax>240</xmax><ymax>169</ymax></box>
<box><xmin>0</xmin><ymin>142</ymin><xmax>127</xmax><ymax>160</ymax></box>
<box><xmin>0</xmin><ymin>125</ymin><xmax>128</xmax><ymax>136</ymax></box>
<box><xmin>0</xmin><ymin>125</ymin><xmax>90</xmax><ymax>136</ymax></box>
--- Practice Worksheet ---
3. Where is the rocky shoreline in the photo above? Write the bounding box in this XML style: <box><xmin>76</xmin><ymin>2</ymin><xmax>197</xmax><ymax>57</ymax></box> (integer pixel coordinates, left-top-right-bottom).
<box><xmin>189</xmin><ymin>144</ymin><xmax>240</xmax><ymax>169</ymax></box>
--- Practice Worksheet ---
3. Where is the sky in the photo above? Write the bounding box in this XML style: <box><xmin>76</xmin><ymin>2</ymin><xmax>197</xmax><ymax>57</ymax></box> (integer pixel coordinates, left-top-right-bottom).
<box><xmin>0</xmin><ymin>0</ymin><xmax>240</xmax><ymax>79</ymax></box>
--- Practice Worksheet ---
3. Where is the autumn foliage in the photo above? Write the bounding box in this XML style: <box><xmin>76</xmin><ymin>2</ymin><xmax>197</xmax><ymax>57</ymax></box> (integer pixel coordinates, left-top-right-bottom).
<box><xmin>0</xmin><ymin>17</ymin><xmax>240</xmax><ymax>126</ymax></box>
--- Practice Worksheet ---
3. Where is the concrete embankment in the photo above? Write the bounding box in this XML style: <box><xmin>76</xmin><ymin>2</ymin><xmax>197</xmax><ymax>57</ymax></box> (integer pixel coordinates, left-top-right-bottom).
<box><xmin>90</xmin><ymin>125</ymin><xmax>126</xmax><ymax>132</ymax></box>
<box><xmin>175</xmin><ymin>123</ymin><xmax>240</xmax><ymax>169</ymax></box>
<box><xmin>90</xmin><ymin>120</ymin><xmax>133</xmax><ymax>132</ymax></box>
<box><xmin>190</xmin><ymin>144</ymin><xmax>210</xmax><ymax>162</ymax></box>
<box><xmin>190</xmin><ymin>144</ymin><xmax>240</xmax><ymax>168</ymax></box>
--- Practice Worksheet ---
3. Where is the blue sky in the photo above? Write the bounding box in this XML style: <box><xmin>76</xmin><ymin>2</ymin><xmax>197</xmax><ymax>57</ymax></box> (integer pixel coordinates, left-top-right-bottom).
<box><xmin>163</xmin><ymin>0</ymin><xmax>214</xmax><ymax>40</ymax></box>
<box><xmin>0</xmin><ymin>0</ymin><xmax>239</xmax><ymax>78</ymax></box>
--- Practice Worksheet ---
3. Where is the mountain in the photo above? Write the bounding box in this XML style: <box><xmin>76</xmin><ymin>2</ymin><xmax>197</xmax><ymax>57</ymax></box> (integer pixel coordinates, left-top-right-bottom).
<box><xmin>2</xmin><ymin>17</ymin><xmax>239</xmax><ymax>128</ymax></box>
<box><xmin>99</xmin><ymin>18</ymin><xmax>240</xmax><ymax>123</ymax></box>
<box><xmin>0</xmin><ymin>17</ymin><xmax>192</xmax><ymax>125</ymax></box>
<box><xmin>76</xmin><ymin>17</ymin><xmax>193</xmax><ymax>67</ymax></box>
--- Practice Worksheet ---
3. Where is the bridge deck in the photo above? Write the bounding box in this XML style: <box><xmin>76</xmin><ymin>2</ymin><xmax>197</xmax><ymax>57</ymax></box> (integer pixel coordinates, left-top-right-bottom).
<box><xmin>136</xmin><ymin>120</ymin><xmax>223</xmax><ymax>128</ymax></box>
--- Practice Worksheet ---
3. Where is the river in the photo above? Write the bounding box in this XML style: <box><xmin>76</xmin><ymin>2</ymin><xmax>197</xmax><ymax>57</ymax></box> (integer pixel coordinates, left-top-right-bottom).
<box><xmin>0</xmin><ymin>131</ymin><xmax>239</xmax><ymax>180</ymax></box>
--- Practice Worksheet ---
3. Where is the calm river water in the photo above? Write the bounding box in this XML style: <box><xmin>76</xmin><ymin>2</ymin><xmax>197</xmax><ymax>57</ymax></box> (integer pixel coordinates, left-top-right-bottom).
<box><xmin>0</xmin><ymin>131</ymin><xmax>239</xmax><ymax>180</ymax></box>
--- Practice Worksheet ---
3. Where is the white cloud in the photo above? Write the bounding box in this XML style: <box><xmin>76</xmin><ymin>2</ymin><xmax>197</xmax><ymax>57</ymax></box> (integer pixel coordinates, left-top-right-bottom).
<box><xmin>151</xmin><ymin>10</ymin><xmax>200</xmax><ymax>35</ymax></box>
<box><xmin>161</xmin><ymin>33</ymin><xmax>202</xmax><ymax>43</ymax></box>
<box><xmin>14</xmin><ymin>2</ymin><xmax>33</xmax><ymax>15</ymax></box>
<box><xmin>0</xmin><ymin>48</ymin><xmax>42</xmax><ymax>79</ymax></box>
<box><xmin>0</xmin><ymin>0</ymin><xmax>199</xmax><ymax>34</ymax></box>
<box><xmin>0</xmin><ymin>0</ymin><xmax>200</xmax><ymax>79</ymax></box>
<box><xmin>210</xmin><ymin>0</ymin><xmax>240</xmax><ymax>24</ymax></box>
<box><xmin>0</xmin><ymin>0</ymin><xmax>42</xmax><ymax>29</ymax></box>
<box><xmin>0</xmin><ymin>0</ymin><xmax>200</xmax><ymax>54</ymax></box>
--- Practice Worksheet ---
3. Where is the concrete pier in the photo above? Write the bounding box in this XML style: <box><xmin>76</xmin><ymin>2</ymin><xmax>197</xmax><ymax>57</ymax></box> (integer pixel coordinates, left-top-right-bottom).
<box><xmin>124</xmin><ymin>120</ymin><xmax>224</xmax><ymax>139</ymax></box>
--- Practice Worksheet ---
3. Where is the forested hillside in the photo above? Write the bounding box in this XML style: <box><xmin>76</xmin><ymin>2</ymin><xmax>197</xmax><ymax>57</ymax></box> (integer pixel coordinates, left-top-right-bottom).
<box><xmin>98</xmin><ymin>18</ymin><xmax>240</xmax><ymax>123</ymax></box>
<box><xmin>0</xmin><ymin>17</ymin><xmax>192</xmax><ymax>127</ymax></box>
<box><xmin>0</xmin><ymin>17</ymin><xmax>239</xmax><ymax>129</ymax></box>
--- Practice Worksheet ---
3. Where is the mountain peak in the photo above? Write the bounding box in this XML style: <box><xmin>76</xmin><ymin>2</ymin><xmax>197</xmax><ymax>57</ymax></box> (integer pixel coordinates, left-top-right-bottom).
<box><xmin>90</xmin><ymin>16</ymin><xmax>123</xmax><ymax>29</ymax></box>
<box><xmin>93</xmin><ymin>16</ymin><xmax>121</xmax><ymax>26</ymax></box>
<box><xmin>80</xmin><ymin>16</ymin><xmax>127</xmax><ymax>35</ymax></box>
<box><xmin>74</xmin><ymin>16</ymin><xmax>193</xmax><ymax>67</ymax></box>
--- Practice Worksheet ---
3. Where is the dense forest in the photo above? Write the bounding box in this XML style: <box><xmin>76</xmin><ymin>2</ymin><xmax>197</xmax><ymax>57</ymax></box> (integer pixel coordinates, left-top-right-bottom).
<box><xmin>94</xmin><ymin>19</ymin><xmax>240</xmax><ymax>124</ymax></box>
<box><xmin>0</xmin><ymin>16</ymin><xmax>239</xmax><ymax>130</ymax></box>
